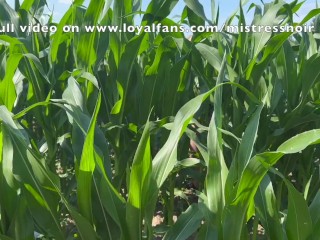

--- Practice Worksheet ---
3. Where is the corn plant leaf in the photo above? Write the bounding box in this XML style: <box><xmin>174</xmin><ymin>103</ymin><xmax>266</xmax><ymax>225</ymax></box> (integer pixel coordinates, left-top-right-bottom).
<box><xmin>309</xmin><ymin>219</ymin><xmax>320</xmax><ymax>240</ymax></box>
<box><xmin>255</xmin><ymin>175</ymin><xmax>284</xmax><ymax>240</ymax></box>
<box><xmin>206</xmin><ymin>54</ymin><xmax>228</xmax><ymax>225</ymax></box>
<box><xmin>276</xmin><ymin>41</ymin><xmax>298</xmax><ymax>108</ymax></box>
<box><xmin>111</xmin><ymin>33</ymin><xmax>145</xmax><ymax>116</ymax></box>
<box><xmin>184</xmin><ymin>0</ymin><xmax>211</xmax><ymax>24</ymax></box>
<box><xmin>247</xmin><ymin>8</ymin><xmax>320</xmax><ymax>80</ymax></box>
<box><xmin>77</xmin><ymin>91</ymin><xmax>102</xmax><ymax>222</ymax></box>
<box><xmin>149</xmin><ymin>80</ymin><xmax>259</xmax><ymax>192</ymax></box>
<box><xmin>126</xmin><ymin>119</ymin><xmax>151</xmax><ymax>240</ymax></box>
<box><xmin>50</xmin><ymin>1</ymin><xmax>84</xmax><ymax>62</ymax></box>
<box><xmin>151</xmin><ymin>92</ymin><xmax>212</xmax><ymax>189</ymax></box>
<box><xmin>252</xmin><ymin>2</ymin><xmax>283</xmax><ymax>57</ymax></box>
<box><xmin>163</xmin><ymin>203</ymin><xmax>203</xmax><ymax>240</ymax></box>
<box><xmin>0</xmin><ymin>53</ymin><xmax>21</xmax><ymax>111</ymax></box>
<box><xmin>7</xmin><ymin>196</ymin><xmax>34</xmax><ymax>240</ymax></box>
<box><xmin>277</xmin><ymin>130</ymin><xmax>320</xmax><ymax>153</ymax></box>
<box><xmin>299</xmin><ymin>55</ymin><xmax>320</xmax><ymax>104</ymax></box>
<box><xmin>0</xmin><ymin>0</ymin><xmax>19</xmax><ymax>33</ymax></box>
<box><xmin>309</xmin><ymin>190</ymin><xmax>320</xmax><ymax>225</ymax></box>
<box><xmin>0</xmin><ymin>106</ymin><xmax>64</xmax><ymax>239</ymax></box>
<box><xmin>99</xmin><ymin>173</ymin><xmax>127</xmax><ymax>235</ymax></box>
<box><xmin>61</xmin><ymin>78</ymin><xmax>111</xmax><ymax>175</ymax></box>
<box><xmin>285</xmin><ymin>179</ymin><xmax>313</xmax><ymax>240</ymax></box>
<box><xmin>195</xmin><ymin>43</ymin><xmax>222</xmax><ymax>71</ymax></box>
<box><xmin>0</xmin><ymin>103</ymin><xmax>100</xmax><ymax>239</ymax></box>
<box><xmin>76</xmin><ymin>0</ymin><xmax>111</xmax><ymax>69</ymax></box>
<box><xmin>225</xmin><ymin>100</ymin><xmax>265</xmax><ymax>203</ymax></box>
<box><xmin>223</xmin><ymin>129</ymin><xmax>320</xmax><ymax>240</ymax></box>
<box><xmin>144</xmin><ymin>0</ymin><xmax>179</xmax><ymax>20</ymax></box>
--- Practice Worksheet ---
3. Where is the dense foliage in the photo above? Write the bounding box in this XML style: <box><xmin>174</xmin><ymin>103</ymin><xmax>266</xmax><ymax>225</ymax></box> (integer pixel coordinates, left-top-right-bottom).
<box><xmin>1</xmin><ymin>0</ymin><xmax>320</xmax><ymax>239</ymax></box>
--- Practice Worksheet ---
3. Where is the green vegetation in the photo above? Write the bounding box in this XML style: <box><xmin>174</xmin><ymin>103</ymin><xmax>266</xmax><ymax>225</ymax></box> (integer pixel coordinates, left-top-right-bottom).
<box><xmin>1</xmin><ymin>0</ymin><xmax>320</xmax><ymax>239</ymax></box>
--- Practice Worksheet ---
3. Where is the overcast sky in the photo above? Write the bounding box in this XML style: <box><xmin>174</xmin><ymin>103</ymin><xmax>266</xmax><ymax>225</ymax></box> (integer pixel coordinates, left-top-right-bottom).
<box><xmin>5</xmin><ymin>0</ymin><xmax>318</xmax><ymax>23</ymax></box>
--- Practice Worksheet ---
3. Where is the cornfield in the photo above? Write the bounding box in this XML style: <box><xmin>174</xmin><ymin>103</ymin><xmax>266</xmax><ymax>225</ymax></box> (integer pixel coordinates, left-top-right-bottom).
<box><xmin>1</xmin><ymin>0</ymin><xmax>320</xmax><ymax>239</ymax></box>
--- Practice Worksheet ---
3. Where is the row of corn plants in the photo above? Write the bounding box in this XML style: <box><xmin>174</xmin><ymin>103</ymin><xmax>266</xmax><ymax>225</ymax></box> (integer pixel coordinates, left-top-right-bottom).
<box><xmin>1</xmin><ymin>0</ymin><xmax>320</xmax><ymax>239</ymax></box>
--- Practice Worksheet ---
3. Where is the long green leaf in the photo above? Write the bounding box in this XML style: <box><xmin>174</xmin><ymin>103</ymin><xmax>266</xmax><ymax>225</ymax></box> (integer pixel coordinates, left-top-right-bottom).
<box><xmin>285</xmin><ymin>179</ymin><xmax>313</xmax><ymax>240</ymax></box>
<box><xmin>77</xmin><ymin>91</ymin><xmax>101</xmax><ymax>222</ymax></box>
<box><xmin>223</xmin><ymin>129</ymin><xmax>320</xmax><ymax>240</ymax></box>
<box><xmin>163</xmin><ymin>204</ymin><xmax>203</xmax><ymax>240</ymax></box>
<box><xmin>205</xmin><ymin>53</ymin><xmax>228</xmax><ymax>239</ymax></box>
<box><xmin>126</xmin><ymin>119</ymin><xmax>152</xmax><ymax>240</ymax></box>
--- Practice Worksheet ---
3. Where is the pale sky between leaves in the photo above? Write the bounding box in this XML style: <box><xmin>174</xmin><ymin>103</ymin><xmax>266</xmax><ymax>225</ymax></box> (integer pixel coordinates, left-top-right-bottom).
<box><xmin>6</xmin><ymin>0</ymin><xmax>318</xmax><ymax>24</ymax></box>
